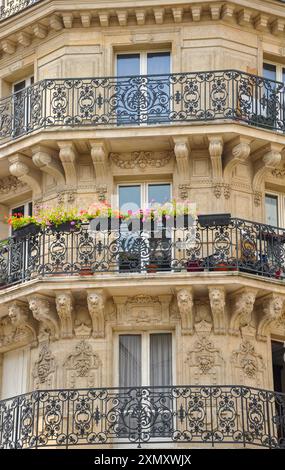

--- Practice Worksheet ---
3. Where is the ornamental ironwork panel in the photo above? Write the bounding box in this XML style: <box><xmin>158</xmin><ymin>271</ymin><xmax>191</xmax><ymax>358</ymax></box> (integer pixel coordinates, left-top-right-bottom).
<box><xmin>0</xmin><ymin>70</ymin><xmax>285</xmax><ymax>141</ymax></box>
<box><xmin>0</xmin><ymin>0</ymin><xmax>42</xmax><ymax>21</ymax></box>
<box><xmin>0</xmin><ymin>385</ymin><xmax>284</xmax><ymax>448</ymax></box>
<box><xmin>1</xmin><ymin>217</ymin><xmax>285</xmax><ymax>287</ymax></box>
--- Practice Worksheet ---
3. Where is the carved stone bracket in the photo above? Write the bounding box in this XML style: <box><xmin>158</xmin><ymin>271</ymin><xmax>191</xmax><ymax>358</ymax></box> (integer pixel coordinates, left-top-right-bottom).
<box><xmin>9</xmin><ymin>153</ymin><xmax>42</xmax><ymax>198</ymax></box>
<box><xmin>0</xmin><ymin>301</ymin><xmax>37</xmax><ymax>352</ymax></box>
<box><xmin>208</xmin><ymin>287</ymin><xmax>226</xmax><ymax>334</ymax></box>
<box><xmin>87</xmin><ymin>289</ymin><xmax>106</xmax><ymax>338</ymax></box>
<box><xmin>32</xmin><ymin>145</ymin><xmax>65</xmax><ymax>186</ymax></box>
<box><xmin>58</xmin><ymin>141</ymin><xmax>78</xmax><ymax>186</ymax></box>
<box><xmin>229</xmin><ymin>288</ymin><xmax>258</xmax><ymax>335</ymax></box>
<box><xmin>90</xmin><ymin>141</ymin><xmax>109</xmax><ymax>181</ymax></box>
<box><xmin>208</xmin><ymin>136</ymin><xmax>223</xmax><ymax>182</ymax></box>
<box><xmin>55</xmin><ymin>292</ymin><xmax>74</xmax><ymax>339</ymax></box>
<box><xmin>176</xmin><ymin>288</ymin><xmax>194</xmax><ymax>334</ymax></box>
<box><xmin>173</xmin><ymin>137</ymin><xmax>190</xmax><ymax>176</ymax></box>
<box><xmin>28</xmin><ymin>295</ymin><xmax>60</xmax><ymax>342</ymax></box>
<box><xmin>252</xmin><ymin>145</ymin><xmax>282</xmax><ymax>194</ymax></box>
<box><xmin>257</xmin><ymin>294</ymin><xmax>285</xmax><ymax>341</ymax></box>
<box><xmin>223</xmin><ymin>137</ymin><xmax>251</xmax><ymax>181</ymax></box>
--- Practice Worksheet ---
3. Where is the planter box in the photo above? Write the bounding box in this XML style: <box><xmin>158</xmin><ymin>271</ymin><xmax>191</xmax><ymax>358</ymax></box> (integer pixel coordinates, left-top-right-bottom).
<box><xmin>14</xmin><ymin>223</ymin><xmax>40</xmax><ymax>238</ymax></box>
<box><xmin>50</xmin><ymin>221</ymin><xmax>81</xmax><ymax>233</ymax></box>
<box><xmin>198</xmin><ymin>213</ymin><xmax>231</xmax><ymax>228</ymax></box>
<box><xmin>186</xmin><ymin>260</ymin><xmax>204</xmax><ymax>272</ymax></box>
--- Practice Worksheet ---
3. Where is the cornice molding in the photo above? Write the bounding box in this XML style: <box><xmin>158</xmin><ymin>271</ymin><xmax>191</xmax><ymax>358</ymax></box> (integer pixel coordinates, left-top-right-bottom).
<box><xmin>1</xmin><ymin>1</ymin><xmax>285</xmax><ymax>58</ymax></box>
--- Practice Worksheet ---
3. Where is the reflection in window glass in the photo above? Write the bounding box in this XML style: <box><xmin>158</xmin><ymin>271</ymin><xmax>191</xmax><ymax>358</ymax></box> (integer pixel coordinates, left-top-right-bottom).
<box><xmin>119</xmin><ymin>185</ymin><xmax>141</xmax><ymax>213</ymax></box>
<box><xmin>148</xmin><ymin>184</ymin><xmax>171</xmax><ymax>206</ymax></box>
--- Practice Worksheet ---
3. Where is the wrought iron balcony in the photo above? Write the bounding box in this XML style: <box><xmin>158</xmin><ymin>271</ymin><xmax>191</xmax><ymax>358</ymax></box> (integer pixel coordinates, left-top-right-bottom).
<box><xmin>0</xmin><ymin>70</ymin><xmax>285</xmax><ymax>142</ymax></box>
<box><xmin>1</xmin><ymin>216</ymin><xmax>285</xmax><ymax>288</ymax></box>
<box><xmin>0</xmin><ymin>385</ymin><xmax>284</xmax><ymax>449</ymax></box>
<box><xmin>0</xmin><ymin>0</ymin><xmax>41</xmax><ymax>21</ymax></box>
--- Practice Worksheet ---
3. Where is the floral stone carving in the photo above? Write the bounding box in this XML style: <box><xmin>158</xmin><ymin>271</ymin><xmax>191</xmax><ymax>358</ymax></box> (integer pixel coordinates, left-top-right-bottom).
<box><xmin>231</xmin><ymin>339</ymin><xmax>265</xmax><ymax>388</ymax></box>
<box><xmin>32</xmin><ymin>343</ymin><xmax>57</xmax><ymax>390</ymax></box>
<box><xmin>63</xmin><ymin>341</ymin><xmax>102</xmax><ymax>389</ymax></box>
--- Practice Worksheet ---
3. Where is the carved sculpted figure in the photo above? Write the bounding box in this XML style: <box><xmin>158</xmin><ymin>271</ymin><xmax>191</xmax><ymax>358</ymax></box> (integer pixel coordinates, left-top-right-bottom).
<box><xmin>208</xmin><ymin>287</ymin><xmax>226</xmax><ymax>334</ymax></box>
<box><xmin>176</xmin><ymin>288</ymin><xmax>194</xmax><ymax>334</ymax></box>
<box><xmin>87</xmin><ymin>290</ymin><xmax>105</xmax><ymax>338</ymax></box>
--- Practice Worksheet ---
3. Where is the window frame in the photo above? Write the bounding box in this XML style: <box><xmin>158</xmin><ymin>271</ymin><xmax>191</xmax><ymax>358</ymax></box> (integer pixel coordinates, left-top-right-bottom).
<box><xmin>115</xmin><ymin>50</ymin><xmax>172</xmax><ymax>77</ymax></box>
<box><xmin>264</xmin><ymin>191</ymin><xmax>285</xmax><ymax>228</ymax></box>
<box><xmin>263</xmin><ymin>61</ymin><xmax>285</xmax><ymax>83</ymax></box>
<box><xmin>114</xmin><ymin>330</ymin><xmax>175</xmax><ymax>388</ymax></box>
<box><xmin>116</xmin><ymin>181</ymin><xmax>172</xmax><ymax>212</ymax></box>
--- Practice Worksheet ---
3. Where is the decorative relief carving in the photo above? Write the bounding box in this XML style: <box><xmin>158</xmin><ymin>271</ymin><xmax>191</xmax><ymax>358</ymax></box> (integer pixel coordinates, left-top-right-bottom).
<box><xmin>185</xmin><ymin>321</ymin><xmax>224</xmax><ymax>385</ymax></box>
<box><xmin>57</xmin><ymin>190</ymin><xmax>76</xmax><ymax>205</ymax></box>
<box><xmin>176</xmin><ymin>288</ymin><xmax>194</xmax><ymax>334</ymax></box>
<box><xmin>195</xmin><ymin>300</ymin><xmax>212</xmax><ymax>325</ymax></box>
<box><xmin>229</xmin><ymin>288</ymin><xmax>258</xmax><ymax>335</ymax></box>
<box><xmin>63</xmin><ymin>341</ymin><xmax>102</xmax><ymax>389</ymax></box>
<box><xmin>0</xmin><ymin>176</ymin><xmax>27</xmax><ymax>194</ymax></box>
<box><xmin>257</xmin><ymin>294</ymin><xmax>285</xmax><ymax>341</ymax></box>
<box><xmin>208</xmin><ymin>287</ymin><xmax>226</xmax><ymax>334</ymax></box>
<box><xmin>0</xmin><ymin>301</ymin><xmax>37</xmax><ymax>351</ymax></box>
<box><xmin>32</xmin><ymin>343</ymin><xmax>56</xmax><ymax>390</ymax></box>
<box><xmin>74</xmin><ymin>305</ymin><xmax>92</xmax><ymax>338</ymax></box>
<box><xmin>231</xmin><ymin>339</ymin><xmax>264</xmax><ymax>387</ymax></box>
<box><xmin>95</xmin><ymin>184</ymin><xmax>107</xmax><ymax>201</ymax></box>
<box><xmin>213</xmin><ymin>183</ymin><xmax>231</xmax><ymax>199</ymax></box>
<box><xmin>56</xmin><ymin>293</ymin><xmax>74</xmax><ymax>339</ymax></box>
<box><xmin>271</xmin><ymin>165</ymin><xmax>285</xmax><ymax>178</ymax></box>
<box><xmin>114</xmin><ymin>294</ymin><xmax>170</xmax><ymax>325</ymax></box>
<box><xmin>28</xmin><ymin>295</ymin><xmax>59</xmax><ymax>342</ymax></box>
<box><xmin>178</xmin><ymin>184</ymin><xmax>191</xmax><ymax>200</ymax></box>
<box><xmin>110</xmin><ymin>151</ymin><xmax>173</xmax><ymax>170</ymax></box>
<box><xmin>253</xmin><ymin>191</ymin><xmax>262</xmax><ymax>207</ymax></box>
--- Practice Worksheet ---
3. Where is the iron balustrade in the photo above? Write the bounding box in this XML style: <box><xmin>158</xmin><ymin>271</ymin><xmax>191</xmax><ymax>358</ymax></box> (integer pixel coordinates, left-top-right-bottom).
<box><xmin>0</xmin><ymin>70</ymin><xmax>285</xmax><ymax>141</ymax></box>
<box><xmin>1</xmin><ymin>217</ymin><xmax>285</xmax><ymax>287</ymax></box>
<box><xmin>0</xmin><ymin>0</ymin><xmax>41</xmax><ymax>21</ymax></box>
<box><xmin>0</xmin><ymin>385</ymin><xmax>284</xmax><ymax>448</ymax></box>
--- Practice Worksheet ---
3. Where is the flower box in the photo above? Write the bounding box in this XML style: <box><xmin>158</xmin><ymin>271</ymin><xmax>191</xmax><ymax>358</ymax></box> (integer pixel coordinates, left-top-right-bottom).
<box><xmin>50</xmin><ymin>221</ymin><xmax>81</xmax><ymax>233</ymax></box>
<box><xmin>13</xmin><ymin>223</ymin><xmax>41</xmax><ymax>238</ymax></box>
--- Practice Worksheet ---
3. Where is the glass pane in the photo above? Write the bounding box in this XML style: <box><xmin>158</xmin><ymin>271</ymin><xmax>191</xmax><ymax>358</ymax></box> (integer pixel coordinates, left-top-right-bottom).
<box><xmin>117</xmin><ymin>54</ymin><xmax>140</xmax><ymax>77</ymax></box>
<box><xmin>147</xmin><ymin>52</ymin><xmax>170</xmax><ymax>75</ymax></box>
<box><xmin>119</xmin><ymin>335</ymin><xmax>141</xmax><ymax>387</ymax></box>
<box><xmin>13</xmin><ymin>80</ymin><xmax>26</xmax><ymax>93</ymax></box>
<box><xmin>28</xmin><ymin>202</ymin><xmax>33</xmax><ymax>216</ymax></box>
<box><xmin>263</xmin><ymin>63</ymin><xmax>276</xmax><ymax>81</ymax></box>
<box><xmin>119</xmin><ymin>185</ymin><xmax>141</xmax><ymax>213</ymax></box>
<box><xmin>148</xmin><ymin>184</ymin><xmax>171</xmax><ymax>206</ymax></box>
<box><xmin>12</xmin><ymin>205</ymin><xmax>25</xmax><ymax>217</ymax></box>
<box><xmin>265</xmin><ymin>194</ymin><xmax>278</xmax><ymax>226</ymax></box>
<box><xmin>150</xmin><ymin>333</ymin><xmax>172</xmax><ymax>386</ymax></box>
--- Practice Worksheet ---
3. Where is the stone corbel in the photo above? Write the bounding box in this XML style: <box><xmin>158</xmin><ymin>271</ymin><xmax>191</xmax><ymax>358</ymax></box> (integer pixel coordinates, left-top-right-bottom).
<box><xmin>32</xmin><ymin>145</ymin><xmax>65</xmax><ymax>186</ymax></box>
<box><xmin>33</xmin><ymin>24</ymin><xmax>48</xmax><ymax>39</ymax></box>
<box><xmin>157</xmin><ymin>295</ymin><xmax>172</xmax><ymax>323</ymax></box>
<box><xmin>252</xmin><ymin>145</ymin><xmax>282</xmax><ymax>195</ymax></box>
<box><xmin>223</xmin><ymin>137</ymin><xmax>251</xmax><ymax>181</ymax></box>
<box><xmin>58</xmin><ymin>141</ymin><xmax>78</xmax><ymax>186</ymax></box>
<box><xmin>99</xmin><ymin>12</ymin><xmax>109</xmax><ymax>27</ymax></box>
<box><xmin>176</xmin><ymin>288</ymin><xmax>194</xmax><ymax>334</ymax></box>
<box><xmin>9</xmin><ymin>153</ymin><xmax>42</xmax><ymax>198</ymax></box>
<box><xmin>208</xmin><ymin>286</ymin><xmax>226</xmax><ymax>335</ymax></box>
<box><xmin>257</xmin><ymin>294</ymin><xmax>285</xmax><ymax>341</ymax></box>
<box><xmin>1</xmin><ymin>39</ymin><xmax>16</xmax><ymax>55</ymax></box>
<box><xmin>87</xmin><ymin>289</ymin><xmax>106</xmax><ymax>338</ymax></box>
<box><xmin>173</xmin><ymin>137</ymin><xmax>191</xmax><ymax>177</ymax></box>
<box><xmin>117</xmin><ymin>11</ymin><xmax>128</xmax><ymax>26</ymax></box>
<box><xmin>62</xmin><ymin>13</ymin><xmax>73</xmax><ymax>29</ymax></box>
<box><xmin>172</xmin><ymin>8</ymin><xmax>183</xmax><ymax>23</ymax></box>
<box><xmin>154</xmin><ymin>8</ymin><xmax>164</xmax><ymax>24</ymax></box>
<box><xmin>90</xmin><ymin>141</ymin><xmax>109</xmax><ymax>183</ymax></box>
<box><xmin>238</xmin><ymin>9</ymin><xmax>252</xmax><ymax>26</ymax></box>
<box><xmin>17</xmin><ymin>32</ymin><xmax>31</xmax><ymax>47</ymax></box>
<box><xmin>136</xmin><ymin>10</ymin><xmax>146</xmax><ymax>25</ymax></box>
<box><xmin>254</xmin><ymin>14</ymin><xmax>269</xmax><ymax>32</ymax></box>
<box><xmin>208</xmin><ymin>136</ymin><xmax>223</xmax><ymax>182</ymax></box>
<box><xmin>229</xmin><ymin>288</ymin><xmax>258</xmax><ymax>335</ymax></box>
<box><xmin>191</xmin><ymin>6</ymin><xmax>201</xmax><ymax>22</ymax></box>
<box><xmin>271</xmin><ymin>19</ymin><xmax>285</xmax><ymax>36</ymax></box>
<box><xmin>8</xmin><ymin>300</ymin><xmax>37</xmax><ymax>347</ymax></box>
<box><xmin>55</xmin><ymin>292</ymin><xmax>74</xmax><ymax>339</ymax></box>
<box><xmin>50</xmin><ymin>15</ymin><xmax>63</xmax><ymax>31</ymax></box>
<box><xmin>81</xmin><ymin>13</ymin><xmax>92</xmax><ymax>28</ymax></box>
<box><xmin>28</xmin><ymin>295</ymin><xmax>60</xmax><ymax>342</ymax></box>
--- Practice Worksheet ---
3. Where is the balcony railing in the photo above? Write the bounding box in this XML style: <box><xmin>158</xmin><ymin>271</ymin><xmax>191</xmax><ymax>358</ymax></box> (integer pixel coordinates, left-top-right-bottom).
<box><xmin>0</xmin><ymin>385</ymin><xmax>284</xmax><ymax>449</ymax></box>
<box><xmin>0</xmin><ymin>70</ymin><xmax>285</xmax><ymax>142</ymax></box>
<box><xmin>1</xmin><ymin>216</ymin><xmax>285</xmax><ymax>287</ymax></box>
<box><xmin>0</xmin><ymin>0</ymin><xmax>41</xmax><ymax>21</ymax></box>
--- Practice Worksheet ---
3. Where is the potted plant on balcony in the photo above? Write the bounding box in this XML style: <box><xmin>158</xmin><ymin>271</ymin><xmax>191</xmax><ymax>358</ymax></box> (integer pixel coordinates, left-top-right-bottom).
<box><xmin>7</xmin><ymin>213</ymin><xmax>41</xmax><ymax>238</ymax></box>
<box><xmin>37</xmin><ymin>206</ymin><xmax>83</xmax><ymax>233</ymax></box>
